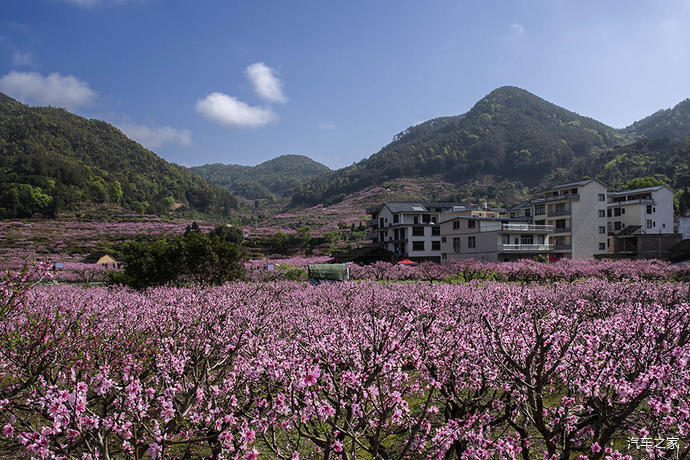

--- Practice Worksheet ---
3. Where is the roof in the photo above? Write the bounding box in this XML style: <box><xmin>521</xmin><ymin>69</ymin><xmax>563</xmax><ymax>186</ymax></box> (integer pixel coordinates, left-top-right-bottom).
<box><xmin>608</xmin><ymin>185</ymin><xmax>670</xmax><ymax>196</ymax></box>
<box><xmin>508</xmin><ymin>201</ymin><xmax>531</xmax><ymax>210</ymax></box>
<box><xmin>385</xmin><ymin>202</ymin><xmax>428</xmax><ymax>213</ymax></box>
<box><xmin>616</xmin><ymin>225</ymin><xmax>643</xmax><ymax>236</ymax></box>
<box><xmin>442</xmin><ymin>215</ymin><xmax>531</xmax><ymax>223</ymax></box>
<box><xmin>538</xmin><ymin>178</ymin><xmax>607</xmax><ymax>193</ymax></box>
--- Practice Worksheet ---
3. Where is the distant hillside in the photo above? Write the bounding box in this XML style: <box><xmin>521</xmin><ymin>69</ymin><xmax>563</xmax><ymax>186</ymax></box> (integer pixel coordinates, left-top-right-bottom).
<box><xmin>0</xmin><ymin>92</ymin><xmax>238</xmax><ymax>218</ymax></box>
<box><xmin>624</xmin><ymin>98</ymin><xmax>690</xmax><ymax>141</ymax></box>
<box><xmin>191</xmin><ymin>154</ymin><xmax>332</xmax><ymax>200</ymax></box>
<box><xmin>560</xmin><ymin>137</ymin><xmax>690</xmax><ymax>214</ymax></box>
<box><xmin>292</xmin><ymin>86</ymin><xmax>632</xmax><ymax>206</ymax></box>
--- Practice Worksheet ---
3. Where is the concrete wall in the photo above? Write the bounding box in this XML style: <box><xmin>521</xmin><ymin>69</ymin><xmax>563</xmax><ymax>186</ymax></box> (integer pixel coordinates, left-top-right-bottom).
<box><xmin>571</xmin><ymin>181</ymin><xmax>608</xmax><ymax>259</ymax></box>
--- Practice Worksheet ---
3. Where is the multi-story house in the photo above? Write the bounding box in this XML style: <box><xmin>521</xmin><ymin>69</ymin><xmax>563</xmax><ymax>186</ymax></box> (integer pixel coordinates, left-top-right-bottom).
<box><xmin>529</xmin><ymin>178</ymin><xmax>609</xmax><ymax>259</ymax></box>
<box><xmin>605</xmin><ymin>185</ymin><xmax>680</xmax><ymax>258</ymax></box>
<box><xmin>439</xmin><ymin>214</ymin><xmax>553</xmax><ymax>263</ymax></box>
<box><xmin>366</xmin><ymin>202</ymin><xmax>464</xmax><ymax>261</ymax></box>
<box><xmin>606</xmin><ymin>185</ymin><xmax>674</xmax><ymax>234</ymax></box>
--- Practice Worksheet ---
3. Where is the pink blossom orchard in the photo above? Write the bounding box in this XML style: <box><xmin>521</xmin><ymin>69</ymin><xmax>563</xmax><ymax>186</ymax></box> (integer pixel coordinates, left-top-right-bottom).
<box><xmin>0</xmin><ymin>271</ymin><xmax>689</xmax><ymax>459</ymax></box>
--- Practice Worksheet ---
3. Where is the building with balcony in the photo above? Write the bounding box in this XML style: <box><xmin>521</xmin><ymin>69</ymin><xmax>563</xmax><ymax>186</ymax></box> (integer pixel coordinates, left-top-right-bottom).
<box><xmin>606</xmin><ymin>185</ymin><xmax>674</xmax><ymax>235</ymax></box>
<box><xmin>366</xmin><ymin>202</ymin><xmax>504</xmax><ymax>261</ymax></box>
<box><xmin>529</xmin><ymin>178</ymin><xmax>609</xmax><ymax>259</ymax></box>
<box><xmin>439</xmin><ymin>214</ymin><xmax>554</xmax><ymax>263</ymax></box>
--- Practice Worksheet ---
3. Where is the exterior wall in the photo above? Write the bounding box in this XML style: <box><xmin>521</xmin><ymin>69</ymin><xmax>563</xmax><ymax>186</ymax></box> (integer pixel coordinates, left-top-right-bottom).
<box><xmin>571</xmin><ymin>181</ymin><xmax>608</xmax><ymax>259</ymax></box>
<box><xmin>680</xmin><ymin>216</ymin><xmax>690</xmax><ymax>239</ymax></box>
<box><xmin>607</xmin><ymin>187</ymin><xmax>674</xmax><ymax>235</ymax></box>
<box><xmin>440</xmin><ymin>218</ymin><xmax>499</xmax><ymax>263</ymax></box>
<box><xmin>651</xmin><ymin>187</ymin><xmax>675</xmax><ymax>234</ymax></box>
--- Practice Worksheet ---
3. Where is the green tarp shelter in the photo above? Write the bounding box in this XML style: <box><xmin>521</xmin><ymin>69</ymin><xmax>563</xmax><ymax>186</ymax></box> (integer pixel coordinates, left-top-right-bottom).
<box><xmin>307</xmin><ymin>264</ymin><xmax>351</xmax><ymax>281</ymax></box>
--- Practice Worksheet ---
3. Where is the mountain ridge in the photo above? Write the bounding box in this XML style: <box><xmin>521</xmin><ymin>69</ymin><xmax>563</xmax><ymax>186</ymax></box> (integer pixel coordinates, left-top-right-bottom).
<box><xmin>190</xmin><ymin>154</ymin><xmax>332</xmax><ymax>200</ymax></box>
<box><xmin>0</xmin><ymin>92</ymin><xmax>239</xmax><ymax>219</ymax></box>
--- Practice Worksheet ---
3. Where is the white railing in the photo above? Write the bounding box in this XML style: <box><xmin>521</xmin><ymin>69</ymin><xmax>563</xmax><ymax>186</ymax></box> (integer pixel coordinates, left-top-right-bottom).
<box><xmin>500</xmin><ymin>244</ymin><xmax>554</xmax><ymax>252</ymax></box>
<box><xmin>501</xmin><ymin>223</ymin><xmax>554</xmax><ymax>232</ymax></box>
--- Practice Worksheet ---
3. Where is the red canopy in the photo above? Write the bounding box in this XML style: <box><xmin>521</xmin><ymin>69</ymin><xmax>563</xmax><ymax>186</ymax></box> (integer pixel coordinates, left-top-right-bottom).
<box><xmin>397</xmin><ymin>259</ymin><xmax>417</xmax><ymax>265</ymax></box>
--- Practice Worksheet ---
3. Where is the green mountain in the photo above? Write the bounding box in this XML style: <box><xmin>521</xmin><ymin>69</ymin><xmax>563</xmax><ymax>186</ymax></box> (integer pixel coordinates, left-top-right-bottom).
<box><xmin>291</xmin><ymin>86</ymin><xmax>633</xmax><ymax>206</ymax></box>
<box><xmin>623</xmin><ymin>98</ymin><xmax>690</xmax><ymax>141</ymax></box>
<box><xmin>560</xmin><ymin>137</ymin><xmax>690</xmax><ymax>213</ymax></box>
<box><xmin>0</xmin><ymin>92</ymin><xmax>238</xmax><ymax>218</ymax></box>
<box><xmin>191</xmin><ymin>154</ymin><xmax>332</xmax><ymax>200</ymax></box>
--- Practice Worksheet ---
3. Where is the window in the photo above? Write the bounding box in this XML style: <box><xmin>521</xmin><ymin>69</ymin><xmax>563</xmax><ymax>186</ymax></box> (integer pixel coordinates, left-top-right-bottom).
<box><xmin>412</xmin><ymin>241</ymin><xmax>425</xmax><ymax>251</ymax></box>
<box><xmin>556</xmin><ymin>219</ymin><xmax>567</xmax><ymax>229</ymax></box>
<box><xmin>468</xmin><ymin>219</ymin><xmax>476</xmax><ymax>229</ymax></box>
<box><xmin>599</xmin><ymin>242</ymin><xmax>606</xmax><ymax>250</ymax></box>
<box><xmin>571</xmin><ymin>188</ymin><xmax>578</xmax><ymax>194</ymax></box>
<box><xmin>441</xmin><ymin>236</ymin><xmax>446</xmax><ymax>243</ymax></box>
<box><xmin>453</xmin><ymin>221</ymin><xmax>460</xmax><ymax>230</ymax></box>
<box><xmin>607</xmin><ymin>222</ymin><xmax>612</xmax><ymax>232</ymax></box>
<box><xmin>393</xmin><ymin>214</ymin><xmax>399</xmax><ymax>223</ymax></box>
<box><xmin>536</xmin><ymin>235</ymin><xmax>545</xmax><ymax>244</ymax></box>
<box><xmin>646</xmin><ymin>219</ymin><xmax>653</xmax><ymax>229</ymax></box>
<box><xmin>431</xmin><ymin>240</ymin><xmax>440</xmax><ymax>251</ymax></box>
<box><xmin>525</xmin><ymin>209</ymin><xmax>531</xmax><ymax>217</ymax></box>
<box><xmin>520</xmin><ymin>234</ymin><xmax>533</xmax><ymax>245</ymax></box>
<box><xmin>614</xmin><ymin>208</ymin><xmax>621</xmax><ymax>217</ymax></box>
<box><xmin>452</xmin><ymin>237</ymin><xmax>461</xmax><ymax>252</ymax></box>
<box><xmin>535</xmin><ymin>204</ymin><xmax>545</xmax><ymax>215</ymax></box>
<box><xmin>379</xmin><ymin>217</ymin><xmax>384</xmax><ymax>227</ymax></box>
<box><xmin>468</xmin><ymin>236</ymin><xmax>476</xmax><ymax>248</ymax></box>
<box><xmin>598</xmin><ymin>210</ymin><xmax>605</xmax><ymax>218</ymax></box>
<box><xmin>598</xmin><ymin>226</ymin><xmax>606</xmax><ymax>234</ymax></box>
<box><xmin>502</xmin><ymin>234</ymin><xmax>510</xmax><ymax>245</ymax></box>
<box><xmin>622</xmin><ymin>208</ymin><xmax>625</xmax><ymax>214</ymax></box>
<box><xmin>422</xmin><ymin>214</ymin><xmax>431</xmax><ymax>223</ymax></box>
<box><xmin>412</xmin><ymin>226</ymin><xmax>424</xmax><ymax>236</ymax></box>
<box><xmin>646</xmin><ymin>205</ymin><xmax>652</xmax><ymax>214</ymax></box>
<box><xmin>413</xmin><ymin>216</ymin><xmax>418</xmax><ymax>224</ymax></box>
<box><xmin>598</xmin><ymin>193</ymin><xmax>606</xmax><ymax>201</ymax></box>
<box><xmin>431</xmin><ymin>226</ymin><xmax>440</xmax><ymax>236</ymax></box>
<box><xmin>607</xmin><ymin>208</ymin><xmax>612</xmax><ymax>217</ymax></box>
<box><xmin>614</xmin><ymin>221</ymin><xmax>622</xmax><ymax>231</ymax></box>
<box><xmin>653</xmin><ymin>221</ymin><xmax>656</xmax><ymax>227</ymax></box>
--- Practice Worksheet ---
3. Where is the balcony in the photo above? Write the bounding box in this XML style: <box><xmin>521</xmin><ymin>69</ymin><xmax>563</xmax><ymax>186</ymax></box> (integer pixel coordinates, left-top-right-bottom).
<box><xmin>543</xmin><ymin>194</ymin><xmax>580</xmax><ymax>203</ymax></box>
<box><xmin>553</xmin><ymin>243</ymin><xmax>572</xmax><ymax>251</ymax></box>
<box><xmin>548</xmin><ymin>207</ymin><xmax>571</xmax><ymax>217</ymax></box>
<box><xmin>501</xmin><ymin>223</ymin><xmax>554</xmax><ymax>233</ymax></box>
<box><xmin>550</xmin><ymin>226</ymin><xmax>571</xmax><ymax>234</ymax></box>
<box><xmin>500</xmin><ymin>243</ymin><xmax>554</xmax><ymax>252</ymax></box>
<box><xmin>365</xmin><ymin>231</ymin><xmax>379</xmax><ymax>240</ymax></box>
<box><xmin>607</xmin><ymin>199</ymin><xmax>655</xmax><ymax>206</ymax></box>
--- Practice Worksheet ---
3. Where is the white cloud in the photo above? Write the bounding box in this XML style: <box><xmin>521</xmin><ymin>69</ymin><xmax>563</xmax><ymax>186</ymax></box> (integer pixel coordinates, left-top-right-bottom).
<box><xmin>317</xmin><ymin>121</ymin><xmax>336</xmax><ymax>130</ymax></box>
<box><xmin>195</xmin><ymin>92</ymin><xmax>276</xmax><ymax>127</ymax></box>
<box><xmin>245</xmin><ymin>62</ymin><xmax>286</xmax><ymax>103</ymax></box>
<box><xmin>117</xmin><ymin>123</ymin><xmax>191</xmax><ymax>149</ymax></box>
<box><xmin>12</xmin><ymin>51</ymin><xmax>36</xmax><ymax>67</ymax></box>
<box><xmin>511</xmin><ymin>23</ymin><xmax>525</xmax><ymax>36</ymax></box>
<box><xmin>0</xmin><ymin>71</ymin><xmax>96</xmax><ymax>109</ymax></box>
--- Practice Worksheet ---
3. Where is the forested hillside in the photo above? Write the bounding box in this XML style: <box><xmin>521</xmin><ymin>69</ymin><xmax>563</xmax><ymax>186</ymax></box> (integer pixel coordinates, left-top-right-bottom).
<box><xmin>191</xmin><ymin>155</ymin><xmax>332</xmax><ymax>200</ymax></box>
<box><xmin>560</xmin><ymin>138</ymin><xmax>690</xmax><ymax>213</ymax></box>
<box><xmin>0</xmin><ymin>93</ymin><xmax>238</xmax><ymax>218</ymax></box>
<box><xmin>291</xmin><ymin>86</ymin><xmax>632</xmax><ymax>205</ymax></box>
<box><xmin>623</xmin><ymin>98</ymin><xmax>690</xmax><ymax>141</ymax></box>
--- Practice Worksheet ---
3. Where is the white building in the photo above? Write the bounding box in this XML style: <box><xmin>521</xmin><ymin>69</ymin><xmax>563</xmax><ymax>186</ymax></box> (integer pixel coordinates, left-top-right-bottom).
<box><xmin>529</xmin><ymin>178</ymin><xmax>609</xmax><ymax>259</ymax></box>
<box><xmin>606</xmin><ymin>185</ymin><xmax>675</xmax><ymax>235</ymax></box>
<box><xmin>439</xmin><ymin>214</ymin><xmax>553</xmax><ymax>263</ymax></box>
<box><xmin>366</xmin><ymin>202</ymin><xmax>504</xmax><ymax>261</ymax></box>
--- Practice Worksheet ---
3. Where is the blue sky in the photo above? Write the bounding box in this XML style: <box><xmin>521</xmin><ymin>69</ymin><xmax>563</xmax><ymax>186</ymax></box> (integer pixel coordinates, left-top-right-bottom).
<box><xmin>1</xmin><ymin>0</ymin><xmax>689</xmax><ymax>169</ymax></box>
